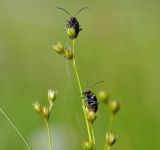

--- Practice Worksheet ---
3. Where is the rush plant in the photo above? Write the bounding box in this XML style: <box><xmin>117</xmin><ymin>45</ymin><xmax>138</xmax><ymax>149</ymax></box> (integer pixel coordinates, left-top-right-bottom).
<box><xmin>52</xmin><ymin>7</ymin><xmax>120</xmax><ymax>150</ymax></box>
<box><xmin>0</xmin><ymin>7</ymin><xmax>120</xmax><ymax>150</ymax></box>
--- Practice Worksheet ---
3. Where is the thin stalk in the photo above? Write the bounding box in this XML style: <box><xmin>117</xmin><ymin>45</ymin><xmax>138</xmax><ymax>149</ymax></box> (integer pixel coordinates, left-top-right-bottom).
<box><xmin>90</xmin><ymin>123</ymin><xmax>95</xmax><ymax>145</ymax></box>
<box><xmin>0</xmin><ymin>108</ymin><xmax>32</xmax><ymax>150</ymax></box>
<box><xmin>108</xmin><ymin>113</ymin><xmax>114</xmax><ymax>133</ymax></box>
<box><xmin>104</xmin><ymin>113</ymin><xmax>114</xmax><ymax>150</ymax></box>
<box><xmin>71</xmin><ymin>40</ymin><xmax>92</xmax><ymax>142</ymax></box>
<box><xmin>44</xmin><ymin>119</ymin><xmax>52</xmax><ymax>150</ymax></box>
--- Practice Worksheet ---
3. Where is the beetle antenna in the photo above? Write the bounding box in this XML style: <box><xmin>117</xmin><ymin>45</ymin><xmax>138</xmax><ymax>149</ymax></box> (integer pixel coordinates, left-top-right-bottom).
<box><xmin>75</xmin><ymin>7</ymin><xmax>89</xmax><ymax>15</ymax></box>
<box><xmin>89</xmin><ymin>81</ymin><xmax>104</xmax><ymax>89</ymax></box>
<box><xmin>55</xmin><ymin>7</ymin><xmax>72</xmax><ymax>17</ymax></box>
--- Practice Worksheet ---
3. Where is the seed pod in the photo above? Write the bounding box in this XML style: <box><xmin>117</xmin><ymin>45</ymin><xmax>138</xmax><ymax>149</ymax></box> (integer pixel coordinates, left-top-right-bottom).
<box><xmin>52</xmin><ymin>41</ymin><xmax>64</xmax><ymax>54</ymax></box>
<box><xmin>48</xmin><ymin>89</ymin><xmax>57</xmax><ymax>105</ymax></box>
<box><xmin>66</xmin><ymin>27</ymin><xmax>77</xmax><ymax>39</ymax></box>
<box><xmin>42</xmin><ymin>106</ymin><xmax>50</xmax><ymax>119</ymax></box>
<box><xmin>97</xmin><ymin>90</ymin><xmax>109</xmax><ymax>103</ymax></box>
<box><xmin>109</xmin><ymin>100</ymin><xmax>120</xmax><ymax>114</ymax></box>
<box><xmin>106</xmin><ymin>132</ymin><xmax>116</xmax><ymax>146</ymax></box>
<box><xmin>64</xmin><ymin>48</ymin><xmax>74</xmax><ymax>60</ymax></box>
<box><xmin>32</xmin><ymin>101</ymin><xmax>41</xmax><ymax>113</ymax></box>
<box><xmin>87</xmin><ymin>110</ymin><xmax>97</xmax><ymax>123</ymax></box>
<box><xmin>82</xmin><ymin>140</ymin><xmax>93</xmax><ymax>150</ymax></box>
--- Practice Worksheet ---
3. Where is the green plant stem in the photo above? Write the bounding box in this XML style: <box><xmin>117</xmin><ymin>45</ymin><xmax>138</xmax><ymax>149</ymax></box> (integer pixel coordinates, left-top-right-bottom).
<box><xmin>44</xmin><ymin>119</ymin><xmax>52</xmax><ymax>150</ymax></box>
<box><xmin>107</xmin><ymin>113</ymin><xmax>114</xmax><ymax>133</ymax></box>
<box><xmin>90</xmin><ymin>122</ymin><xmax>95</xmax><ymax>145</ymax></box>
<box><xmin>0</xmin><ymin>108</ymin><xmax>32</xmax><ymax>150</ymax></box>
<box><xmin>71</xmin><ymin>40</ymin><xmax>92</xmax><ymax>142</ymax></box>
<box><xmin>104</xmin><ymin>113</ymin><xmax>114</xmax><ymax>150</ymax></box>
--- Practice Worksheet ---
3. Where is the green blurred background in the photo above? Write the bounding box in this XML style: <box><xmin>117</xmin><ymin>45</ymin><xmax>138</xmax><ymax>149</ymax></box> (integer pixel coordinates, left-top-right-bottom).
<box><xmin>0</xmin><ymin>0</ymin><xmax>160</xmax><ymax>149</ymax></box>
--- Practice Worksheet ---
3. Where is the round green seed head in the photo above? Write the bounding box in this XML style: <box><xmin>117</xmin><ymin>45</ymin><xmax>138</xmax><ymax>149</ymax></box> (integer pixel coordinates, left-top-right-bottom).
<box><xmin>109</xmin><ymin>100</ymin><xmax>120</xmax><ymax>114</ymax></box>
<box><xmin>106</xmin><ymin>132</ymin><xmax>116</xmax><ymax>146</ymax></box>
<box><xmin>66</xmin><ymin>27</ymin><xmax>76</xmax><ymax>39</ymax></box>
<box><xmin>87</xmin><ymin>110</ymin><xmax>97</xmax><ymax>123</ymax></box>
<box><xmin>82</xmin><ymin>140</ymin><xmax>93</xmax><ymax>150</ymax></box>
<box><xmin>97</xmin><ymin>90</ymin><xmax>109</xmax><ymax>103</ymax></box>
<box><xmin>64</xmin><ymin>48</ymin><xmax>74</xmax><ymax>60</ymax></box>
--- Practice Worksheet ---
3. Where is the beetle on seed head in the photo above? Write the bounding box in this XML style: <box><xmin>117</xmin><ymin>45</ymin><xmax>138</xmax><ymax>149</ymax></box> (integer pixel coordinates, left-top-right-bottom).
<box><xmin>55</xmin><ymin>7</ymin><xmax>89</xmax><ymax>39</ymax></box>
<box><xmin>83</xmin><ymin>81</ymin><xmax>104</xmax><ymax>113</ymax></box>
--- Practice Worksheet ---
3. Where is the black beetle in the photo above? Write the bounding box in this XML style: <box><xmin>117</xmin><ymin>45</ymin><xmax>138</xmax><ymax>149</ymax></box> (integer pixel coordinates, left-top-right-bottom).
<box><xmin>83</xmin><ymin>81</ymin><xmax>104</xmax><ymax>113</ymax></box>
<box><xmin>66</xmin><ymin>17</ymin><xmax>81</xmax><ymax>38</ymax></box>
<box><xmin>83</xmin><ymin>90</ymin><xmax>98</xmax><ymax>113</ymax></box>
<box><xmin>55</xmin><ymin>7</ymin><xmax>88</xmax><ymax>38</ymax></box>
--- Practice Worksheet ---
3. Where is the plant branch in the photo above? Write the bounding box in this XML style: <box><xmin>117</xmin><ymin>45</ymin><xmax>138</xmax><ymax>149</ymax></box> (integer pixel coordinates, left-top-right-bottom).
<box><xmin>71</xmin><ymin>40</ymin><xmax>92</xmax><ymax>142</ymax></box>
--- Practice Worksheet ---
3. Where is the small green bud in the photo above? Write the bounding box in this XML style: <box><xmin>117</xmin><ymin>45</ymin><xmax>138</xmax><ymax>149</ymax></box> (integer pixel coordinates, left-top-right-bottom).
<box><xmin>82</xmin><ymin>140</ymin><xmax>93</xmax><ymax>150</ymax></box>
<box><xmin>64</xmin><ymin>48</ymin><xmax>74</xmax><ymax>60</ymax></box>
<box><xmin>87</xmin><ymin>110</ymin><xmax>97</xmax><ymax>123</ymax></box>
<box><xmin>109</xmin><ymin>100</ymin><xmax>120</xmax><ymax>114</ymax></box>
<box><xmin>52</xmin><ymin>41</ymin><xmax>64</xmax><ymax>54</ymax></box>
<box><xmin>48</xmin><ymin>89</ymin><xmax>57</xmax><ymax>105</ymax></box>
<box><xmin>97</xmin><ymin>90</ymin><xmax>109</xmax><ymax>103</ymax></box>
<box><xmin>32</xmin><ymin>101</ymin><xmax>41</xmax><ymax>113</ymax></box>
<box><xmin>106</xmin><ymin>132</ymin><xmax>116</xmax><ymax>146</ymax></box>
<box><xmin>42</xmin><ymin>106</ymin><xmax>50</xmax><ymax>119</ymax></box>
<box><xmin>66</xmin><ymin>27</ymin><xmax>76</xmax><ymax>39</ymax></box>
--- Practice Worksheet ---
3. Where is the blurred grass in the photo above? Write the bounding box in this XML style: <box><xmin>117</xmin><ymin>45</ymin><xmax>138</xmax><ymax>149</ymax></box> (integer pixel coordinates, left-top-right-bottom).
<box><xmin>0</xmin><ymin>0</ymin><xmax>160</xmax><ymax>149</ymax></box>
